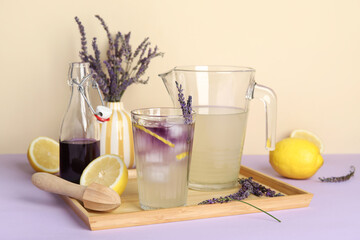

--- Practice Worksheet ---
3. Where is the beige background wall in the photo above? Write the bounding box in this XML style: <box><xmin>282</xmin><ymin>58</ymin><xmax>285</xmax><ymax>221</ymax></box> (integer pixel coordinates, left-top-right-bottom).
<box><xmin>1</xmin><ymin>0</ymin><xmax>359</xmax><ymax>154</ymax></box>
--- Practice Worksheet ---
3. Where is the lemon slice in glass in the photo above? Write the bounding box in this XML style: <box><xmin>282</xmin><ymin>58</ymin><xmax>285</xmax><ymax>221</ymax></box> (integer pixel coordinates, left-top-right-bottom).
<box><xmin>80</xmin><ymin>154</ymin><xmax>128</xmax><ymax>196</ymax></box>
<box><xmin>133</xmin><ymin>123</ymin><xmax>175</xmax><ymax>147</ymax></box>
<box><xmin>176</xmin><ymin>152</ymin><xmax>188</xmax><ymax>160</ymax></box>
<box><xmin>290</xmin><ymin>129</ymin><xmax>324</xmax><ymax>153</ymax></box>
<box><xmin>27</xmin><ymin>136</ymin><xmax>59</xmax><ymax>173</ymax></box>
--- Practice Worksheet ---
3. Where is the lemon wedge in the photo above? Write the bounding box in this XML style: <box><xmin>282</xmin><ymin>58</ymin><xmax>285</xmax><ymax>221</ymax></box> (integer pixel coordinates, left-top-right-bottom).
<box><xmin>27</xmin><ymin>136</ymin><xmax>59</xmax><ymax>174</ymax></box>
<box><xmin>290</xmin><ymin>129</ymin><xmax>324</xmax><ymax>153</ymax></box>
<box><xmin>80</xmin><ymin>154</ymin><xmax>128</xmax><ymax>195</ymax></box>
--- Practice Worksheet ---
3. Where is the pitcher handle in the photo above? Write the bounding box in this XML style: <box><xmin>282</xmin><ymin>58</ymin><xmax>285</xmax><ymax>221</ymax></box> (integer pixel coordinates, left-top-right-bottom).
<box><xmin>251</xmin><ymin>83</ymin><xmax>277</xmax><ymax>150</ymax></box>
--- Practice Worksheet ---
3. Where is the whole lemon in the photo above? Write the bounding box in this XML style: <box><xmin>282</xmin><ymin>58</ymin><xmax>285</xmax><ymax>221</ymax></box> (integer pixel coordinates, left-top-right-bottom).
<box><xmin>269</xmin><ymin>138</ymin><xmax>323</xmax><ymax>179</ymax></box>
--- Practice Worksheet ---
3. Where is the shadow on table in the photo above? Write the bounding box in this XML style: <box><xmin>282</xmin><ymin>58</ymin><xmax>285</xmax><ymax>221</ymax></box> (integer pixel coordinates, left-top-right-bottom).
<box><xmin>248</xmin><ymin>164</ymin><xmax>281</xmax><ymax>178</ymax></box>
<box><xmin>13</xmin><ymin>158</ymin><xmax>89</xmax><ymax>230</ymax></box>
<box><xmin>18</xmin><ymin>191</ymin><xmax>88</xmax><ymax>229</ymax></box>
<box><xmin>15</xmin><ymin>160</ymin><xmax>35</xmax><ymax>177</ymax></box>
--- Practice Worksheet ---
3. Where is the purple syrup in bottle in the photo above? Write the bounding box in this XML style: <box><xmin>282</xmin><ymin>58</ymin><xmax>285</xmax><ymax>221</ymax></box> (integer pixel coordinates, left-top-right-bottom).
<box><xmin>59</xmin><ymin>138</ymin><xmax>100</xmax><ymax>183</ymax></box>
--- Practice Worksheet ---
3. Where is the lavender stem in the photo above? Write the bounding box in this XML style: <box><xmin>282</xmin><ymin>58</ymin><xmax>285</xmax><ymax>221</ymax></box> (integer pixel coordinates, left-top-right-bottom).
<box><xmin>238</xmin><ymin>200</ymin><xmax>281</xmax><ymax>223</ymax></box>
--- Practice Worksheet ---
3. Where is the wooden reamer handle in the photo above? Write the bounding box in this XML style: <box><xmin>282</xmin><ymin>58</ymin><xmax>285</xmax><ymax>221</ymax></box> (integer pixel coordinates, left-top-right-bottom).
<box><xmin>32</xmin><ymin>172</ymin><xmax>86</xmax><ymax>201</ymax></box>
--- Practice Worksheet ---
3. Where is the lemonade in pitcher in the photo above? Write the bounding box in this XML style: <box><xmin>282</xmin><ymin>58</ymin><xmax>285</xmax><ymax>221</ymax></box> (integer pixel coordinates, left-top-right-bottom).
<box><xmin>189</xmin><ymin>106</ymin><xmax>248</xmax><ymax>190</ymax></box>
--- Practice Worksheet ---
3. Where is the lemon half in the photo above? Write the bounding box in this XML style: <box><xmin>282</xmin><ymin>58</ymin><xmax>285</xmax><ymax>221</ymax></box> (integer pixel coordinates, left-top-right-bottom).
<box><xmin>80</xmin><ymin>154</ymin><xmax>128</xmax><ymax>195</ymax></box>
<box><xmin>27</xmin><ymin>136</ymin><xmax>59</xmax><ymax>173</ymax></box>
<box><xmin>290</xmin><ymin>129</ymin><xmax>323</xmax><ymax>153</ymax></box>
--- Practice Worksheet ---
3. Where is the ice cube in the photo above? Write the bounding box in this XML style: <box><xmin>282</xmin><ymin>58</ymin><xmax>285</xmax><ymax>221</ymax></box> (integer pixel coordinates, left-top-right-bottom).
<box><xmin>145</xmin><ymin>166</ymin><xmax>169</xmax><ymax>182</ymax></box>
<box><xmin>167</xmin><ymin>124</ymin><xmax>185</xmax><ymax>139</ymax></box>
<box><xmin>145</xmin><ymin>152</ymin><xmax>163</xmax><ymax>163</ymax></box>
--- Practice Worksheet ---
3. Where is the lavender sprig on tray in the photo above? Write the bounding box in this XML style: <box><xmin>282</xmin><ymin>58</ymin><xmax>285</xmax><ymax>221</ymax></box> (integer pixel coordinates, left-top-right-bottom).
<box><xmin>175</xmin><ymin>81</ymin><xmax>193</xmax><ymax>124</ymax></box>
<box><xmin>198</xmin><ymin>177</ymin><xmax>283</xmax><ymax>223</ymax></box>
<box><xmin>319</xmin><ymin>166</ymin><xmax>355</xmax><ymax>183</ymax></box>
<box><xmin>75</xmin><ymin>15</ymin><xmax>163</xmax><ymax>102</ymax></box>
<box><xmin>198</xmin><ymin>177</ymin><xmax>283</xmax><ymax>205</ymax></box>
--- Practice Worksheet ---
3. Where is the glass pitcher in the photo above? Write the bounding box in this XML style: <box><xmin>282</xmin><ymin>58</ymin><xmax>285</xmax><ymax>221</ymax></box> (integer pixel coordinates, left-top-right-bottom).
<box><xmin>159</xmin><ymin>66</ymin><xmax>277</xmax><ymax>190</ymax></box>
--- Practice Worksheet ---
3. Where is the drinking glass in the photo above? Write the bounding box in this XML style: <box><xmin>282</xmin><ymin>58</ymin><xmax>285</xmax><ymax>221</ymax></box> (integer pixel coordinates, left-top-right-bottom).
<box><xmin>131</xmin><ymin>108</ymin><xmax>195</xmax><ymax>210</ymax></box>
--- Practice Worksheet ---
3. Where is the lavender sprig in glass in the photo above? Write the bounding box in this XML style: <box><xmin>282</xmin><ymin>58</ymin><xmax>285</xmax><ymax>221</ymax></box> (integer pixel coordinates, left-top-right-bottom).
<box><xmin>175</xmin><ymin>81</ymin><xmax>193</xmax><ymax>124</ymax></box>
<box><xmin>75</xmin><ymin>15</ymin><xmax>163</xmax><ymax>102</ymax></box>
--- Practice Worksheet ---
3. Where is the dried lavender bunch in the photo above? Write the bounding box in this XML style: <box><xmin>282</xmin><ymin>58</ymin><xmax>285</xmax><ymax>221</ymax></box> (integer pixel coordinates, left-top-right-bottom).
<box><xmin>75</xmin><ymin>15</ymin><xmax>163</xmax><ymax>102</ymax></box>
<box><xmin>175</xmin><ymin>81</ymin><xmax>193</xmax><ymax>124</ymax></box>
<box><xmin>319</xmin><ymin>166</ymin><xmax>355</xmax><ymax>182</ymax></box>
<box><xmin>198</xmin><ymin>177</ymin><xmax>283</xmax><ymax>205</ymax></box>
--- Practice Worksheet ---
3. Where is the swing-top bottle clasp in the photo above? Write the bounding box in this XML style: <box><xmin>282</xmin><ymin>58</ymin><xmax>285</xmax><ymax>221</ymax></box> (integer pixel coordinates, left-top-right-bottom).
<box><xmin>73</xmin><ymin>73</ymin><xmax>111</xmax><ymax>123</ymax></box>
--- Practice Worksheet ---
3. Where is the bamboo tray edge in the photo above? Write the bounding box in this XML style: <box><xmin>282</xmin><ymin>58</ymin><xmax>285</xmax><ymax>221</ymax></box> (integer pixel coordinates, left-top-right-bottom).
<box><xmin>62</xmin><ymin>165</ymin><xmax>313</xmax><ymax>230</ymax></box>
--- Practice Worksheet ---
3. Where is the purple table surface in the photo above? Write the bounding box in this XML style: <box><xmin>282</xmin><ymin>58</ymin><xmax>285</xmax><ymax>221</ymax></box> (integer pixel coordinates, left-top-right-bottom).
<box><xmin>0</xmin><ymin>154</ymin><xmax>359</xmax><ymax>240</ymax></box>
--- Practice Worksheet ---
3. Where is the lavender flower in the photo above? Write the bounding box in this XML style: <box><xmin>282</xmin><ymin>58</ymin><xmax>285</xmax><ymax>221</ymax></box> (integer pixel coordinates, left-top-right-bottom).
<box><xmin>95</xmin><ymin>15</ymin><xmax>114</xmax><ymax>49</ymax></box>
<box><xmin>175</xmin><ymin>81</ymin><xmax>193</xmax><ymax>124</ymax></box>
<box><xmin>75</xmin><ymin>15</ymin><xmax>163</xmax><ymax>102</ymax></box>
<box><xmin>319</xmin><ymin>166</ymin><xmax>355</xmax><ymax>182</ymax></box>
<box><xmin>74</xmin><ymin>17</ymin><xmax>88</xmax><ymax>62</ymax></box>
<box><xmin>198</xmin><ymin>177</ymin><xmax>283</xmax><ymax>223</ymax></box>
<box><xmin>198</xmin><ymin>177</ymin><xmax>283</xmax><ymax>205</ymax></box>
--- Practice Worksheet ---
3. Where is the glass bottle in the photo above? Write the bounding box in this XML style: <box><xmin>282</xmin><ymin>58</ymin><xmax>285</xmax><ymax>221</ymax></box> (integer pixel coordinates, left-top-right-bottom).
<box><xmin>59</xmin><ymin>62</ymin><xmax>100</xmax><ymax>184</ymax></box>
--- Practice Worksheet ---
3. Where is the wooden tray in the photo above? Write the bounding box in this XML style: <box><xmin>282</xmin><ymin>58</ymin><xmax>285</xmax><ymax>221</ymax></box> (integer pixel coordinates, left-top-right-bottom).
<box><xmin>62</xmin><ymin>166</ymin><xmax>313</xmax><ymax>230</ymax></box>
